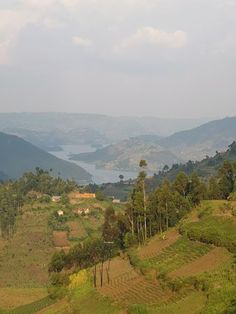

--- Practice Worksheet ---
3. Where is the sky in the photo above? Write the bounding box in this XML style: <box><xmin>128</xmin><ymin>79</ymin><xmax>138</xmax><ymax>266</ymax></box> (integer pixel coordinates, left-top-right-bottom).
<box><xmin>0</xmin><ymin>0</ymin><xmax>236</xmax><ymax>118</ymax></box>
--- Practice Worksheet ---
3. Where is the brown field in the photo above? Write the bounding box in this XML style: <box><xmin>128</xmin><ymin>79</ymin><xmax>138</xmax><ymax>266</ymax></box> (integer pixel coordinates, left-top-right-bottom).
<box><xmin>169</xmin><ymin>247</ymin><xmax>230</xmax><ymax>278</ymax></box>
<box><xmin>67</xmin><ymin>220</ymin><xmax>87</xmax><ymax>239</ymax></box>
<box><xmin>0</xmin><ymin>288</ymin><xmax>47</xmax><ymax>310</ymax></box>
<box><xmin>138</xmin><ymin>229</ymin><xmax>181</xmax><ymax>260</ymax></box>
<box><xmin>0</xmin><ymin>210</ymin><xmax>54</xmax><ymax>288</ymax></box>
<box><xmin>97</xmin><ymin>257</ymin><xmax>172</xmax><ymax>305</ymax></box>
<box><xmin>52</xmin><ymin>231</ymin><xmax>70</xmax><ymax>248</ymax></box>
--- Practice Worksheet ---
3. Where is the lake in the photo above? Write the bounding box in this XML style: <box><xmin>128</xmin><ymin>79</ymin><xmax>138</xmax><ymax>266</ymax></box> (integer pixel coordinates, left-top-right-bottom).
<box><xmin>50</xmin><ymin>144</ymin><xmax>139</xmax><ymax>184</ymax></box>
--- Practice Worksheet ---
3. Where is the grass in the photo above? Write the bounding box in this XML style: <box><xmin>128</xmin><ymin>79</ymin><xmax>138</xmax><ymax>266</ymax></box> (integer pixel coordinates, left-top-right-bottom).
<box><xmin>180</xmin><ymin>216</ymin><xmax>236</xmax><ymax>253</ymax></box>
<box><xmin>7</xmin><ymin>296</ymin><xmax>55</xmax><ymax>314</ymax></box>
<box><xmin>70</xmin><ymin>280</ymin><xmax>120</xmax><ymax>314</ymax></box>
<box><xmin>152</xmin><ymin>292</ymin><xmax>206</xmax><ymax>314</ymax></box>
<box><xmin>147</xmin><ymin>237</ymin><xmax>212</xmax><ymax>274</ymax></box>
<box><xmin>67</xmin><ymin>219</ymin><xmax>88</xmax><ymax>240</ymax></box>
<box><xmin>0</xmin><ymin>209</ymin><xmax>54</xmax><ymax>288</ymax></box>
<box><xmin>128</xmin><ymin>292</ymin><xmax>206</xmax><ymax>314</ymax></box>
<box><xmin>0</xmin><ymin>288</ymin><xmax>47</xmax><ymax>310</ymax></box>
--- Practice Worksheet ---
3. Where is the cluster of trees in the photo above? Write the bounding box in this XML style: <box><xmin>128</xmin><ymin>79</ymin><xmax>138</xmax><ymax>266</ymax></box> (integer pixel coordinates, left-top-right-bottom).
<box><xmin>0</xmin><ymin>168</ymin><xmax>78</xmax><ymax>238</ymax></box>
<box><xmin>49</xmin><ymin>238</ymin><xmax>114</xmax><ymax>287</ymax></box>
<box><xmin>0</xmin><ymin>184</ymin><xmax>23</xmax><ymax>238</ymax></box>
<box><xmin>16</xmin><ymin>168</ymin><xmax>78</xmax><ymax>196</ymax></box>
<box><xmin>101</xmin><ymin>163</ymin><xmax>205</xmax><ymax>247</ymax></box>
<box><xmin>208</xmin><ymin>161</ymin><xmax>236</xmax><ymax>200</ymax></box>
<box><xmin>148</xmin><ymin>142</ymin><xmax>236</xmax><ymax>192</ymax></box>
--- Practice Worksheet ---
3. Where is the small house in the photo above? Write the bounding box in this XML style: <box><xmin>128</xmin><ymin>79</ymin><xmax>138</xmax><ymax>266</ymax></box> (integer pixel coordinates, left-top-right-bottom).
<box><xmin>57</xmin><ymin>210</ymin><xmax>64</xmax><ymax>216</ymax></box>
<box><xmin>74</xmin><ymin>208</ymin><xmax>90</xmax><ymax>215</ymax></box>
<box><xmin>73</xmin><ymin>192</ymin><xmax>96</xmax><ymax>199</ymax></box>
<box><xmin>52</xmin><ymin>196</ymin><xmax>61</xmax><ymax>203</ymax></box>
<box><xmin>112</xmin><ymin>199</ymin><xmax>121</xmax><ymax>204</ymax></box>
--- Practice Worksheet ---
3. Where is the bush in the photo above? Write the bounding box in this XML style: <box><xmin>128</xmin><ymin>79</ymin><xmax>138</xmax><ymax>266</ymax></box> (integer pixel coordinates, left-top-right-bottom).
<box><xmin>124</xmin><ymin>232</ymin><xmax>138</xmax><ymax>248</ymax></box>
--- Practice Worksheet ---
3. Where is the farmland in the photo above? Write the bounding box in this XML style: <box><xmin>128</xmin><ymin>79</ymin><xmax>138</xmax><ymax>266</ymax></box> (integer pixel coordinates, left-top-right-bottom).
<box><xmin>0</xmin><ymin>196</ymin><xmax>236</xmax><ymax>313</ymax></box>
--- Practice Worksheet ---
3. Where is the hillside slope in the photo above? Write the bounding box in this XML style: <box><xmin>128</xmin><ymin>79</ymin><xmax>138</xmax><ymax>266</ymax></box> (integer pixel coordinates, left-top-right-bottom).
<box><xmin>147</xmin><ymin>141</ymin><xmax>236</xmax><ymax>190</ymax></box>
<box><xmin>160</xmin><ymin>116</ymin><xmax>236</xmax><ymax>161</ymax></box>
<box><xmin>0</xmin><ymin>132</ymin><xmax>92</xmax><ymax>183</ymax></box>
<box><xmin>70</xmin><ymin>136</ymin><xmax>182</xmax><ymax>172</ymax></box>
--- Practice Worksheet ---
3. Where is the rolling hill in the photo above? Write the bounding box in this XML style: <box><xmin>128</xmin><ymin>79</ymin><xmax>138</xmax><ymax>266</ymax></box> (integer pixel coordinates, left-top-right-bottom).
<box><xmin>70</xmin><ymin>136</ymin><xmax>182</xmax><ymax>172</ymax></box>
<box><xmin>160</xmin><ymin>116</ymin><xmax>236</xmax><ymax>161</ymax></box>
<box><xmin>0</xmin><ymin>132</ymin><xmax>92</xmax><ymax>184</ymax></box>
<box><xmin>70</xmin><ymin>116</ymin><xmax>236</xmax><ymax>172</ymax></box>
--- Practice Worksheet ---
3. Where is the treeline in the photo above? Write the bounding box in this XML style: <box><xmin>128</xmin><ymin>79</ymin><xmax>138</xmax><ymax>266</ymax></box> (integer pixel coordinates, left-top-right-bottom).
<box><xmin>49</xmin><ymin>238</ymin><xmax>114</xmax><ymax>288</ymax></box>
<box><xmin>147</xmin><ymin>141</ymin><xmax>236</xmax><ymax>191</ymax></box>
<box><xmin>0</xmin><ymin>184</ymin><xmax>23</xmax><ymax>238</ymax></box>
<box><xmin>0</xmin><ymin>168</ymin><xmax>78</xmax><ymax>238</ymax></box>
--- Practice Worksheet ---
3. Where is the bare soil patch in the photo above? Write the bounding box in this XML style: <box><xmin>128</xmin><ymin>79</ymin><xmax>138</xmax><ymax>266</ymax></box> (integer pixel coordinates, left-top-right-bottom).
<box><xmin>52</xmin><ymin>231</ymin><xmax>70</xmax><ymax>248</ymax></box>
<box><xmin>97</xmin><ymin>257</ymin><xmax>172</xmax><ymax>305</ymax></box>
<box><xmin>138</xmin><ymin>229</ymin><xmax>181</xmax><ymax>260</ymax></box>
<box><xmin>169</xmin><ymin>247</ymin><xmax>230</xmax><ymax>278</ymax></box>
<box><xmin>67</xmin><ymin>220</ymin><xmax>87</xmax><ymax>239</ymax></box>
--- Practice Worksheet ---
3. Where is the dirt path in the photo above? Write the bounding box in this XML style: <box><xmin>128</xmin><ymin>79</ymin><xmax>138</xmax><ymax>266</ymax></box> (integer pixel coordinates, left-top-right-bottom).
<box><xmin>169</xmin><ymin>247</ymin><xmax>230</xmax><ymax>278</ymax></box>
<box><xmin>138</xmin><ymin>229</ymin><xmax>181</xmax><ymax>260</ymax></box>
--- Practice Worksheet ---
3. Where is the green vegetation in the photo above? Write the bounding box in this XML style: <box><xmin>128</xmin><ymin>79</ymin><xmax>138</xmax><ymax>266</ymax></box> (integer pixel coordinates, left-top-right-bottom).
<box><xmin>148</xmin><ymin>142</ymin><xmax>236</xmax><ymax>191</ymax></box>
<box><xmin>180</xmin><ymin>216</ymin><xmax>236</xmax><ymax>253</ymax></box>
<box><xmin>147</xmin><ymin>237</ymin><xmax>212</xmax><ymax>274</ymax></box>
<box><xmin>1</xmin><ymin>157</ymin><xmax>236</xmax><ymax>313</ymax></box>
<box><xmin>7</xmin><ymin>296</ymin><xmax>55</xmax><ymax>314</ymax></box>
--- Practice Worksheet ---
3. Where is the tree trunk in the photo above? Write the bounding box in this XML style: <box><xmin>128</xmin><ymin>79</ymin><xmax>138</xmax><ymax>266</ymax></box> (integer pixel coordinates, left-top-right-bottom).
<box><xmin>143</xmin><ymin>180</ymin><xmax>147</xmax><ymax>240</ymax></box>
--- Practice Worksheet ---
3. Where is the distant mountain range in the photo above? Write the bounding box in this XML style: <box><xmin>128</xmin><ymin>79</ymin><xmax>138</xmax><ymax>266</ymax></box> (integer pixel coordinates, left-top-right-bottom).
<box><xmin>0</xmin><ymin>113</ymin><xmax>209</xmax><ymax>150</ymax></box>
<box><xmin>0</xmin><ymin>132</ymin><xmax>92</xmax><ymax>184</ymax></box>
<box><xmin>70</xmin><ymin>117</ymin><xmax>236</xmax><ymax>172</ymax></box>
<box><xmin>70</xmin><ymin>136</ymin><xmax>182</xmax><ymax>172</ymax></box>
<box><xmin>159</xmin><ymin>116</ymin><xmax>236</xmax><ymax>161</ymax></box>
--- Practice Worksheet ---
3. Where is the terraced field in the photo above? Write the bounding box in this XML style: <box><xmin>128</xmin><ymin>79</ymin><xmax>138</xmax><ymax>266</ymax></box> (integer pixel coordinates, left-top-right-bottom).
<box><xmin>169</xmin><ymin>247</ymin><xmax>230</xmax><ymax>278</ymax></box>
<box><xmin>97</xmin><ymin>257</ymin><xmax>173</xmax><ymax>305</ymax></box>
<box><xmin>138</xmin><ymin>229</ymin><xmax>181</xmax><ymax>260</ymax></box>
<box><xmin>146</xmin><ymin>237</ymin><xmax>212</xmax><ymax>274</ymax></box>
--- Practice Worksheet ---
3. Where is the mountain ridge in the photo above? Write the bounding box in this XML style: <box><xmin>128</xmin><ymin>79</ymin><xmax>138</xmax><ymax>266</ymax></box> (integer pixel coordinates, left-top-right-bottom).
<box><xmin>0</xmin><ymin>132</ymin><xmax>92</xmax><ymax>184</ymax></box>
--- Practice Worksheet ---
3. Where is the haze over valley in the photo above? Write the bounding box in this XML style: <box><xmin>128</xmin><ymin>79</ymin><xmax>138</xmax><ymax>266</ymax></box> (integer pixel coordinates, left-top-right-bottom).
<box><xmin>1</xmin><ymin>1</ymin><xmax>236</xmax><ymax>313</ymax></box>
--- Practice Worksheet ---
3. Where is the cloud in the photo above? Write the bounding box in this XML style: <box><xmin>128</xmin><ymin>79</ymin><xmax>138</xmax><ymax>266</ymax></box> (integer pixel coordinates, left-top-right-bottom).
<box><xmin>0</xmin><ymin>9</ymin><xmax>35</xmax><ymax>64</ymax></box>
<box><xmin>116</xmin><ymin>27</ymin><xmax>187</xmax><ymax>53</ymax></box>
<box><xmin>72</xmin><ymin>36</ymin><xmax>92</xmax><ymax>47</ymax></box>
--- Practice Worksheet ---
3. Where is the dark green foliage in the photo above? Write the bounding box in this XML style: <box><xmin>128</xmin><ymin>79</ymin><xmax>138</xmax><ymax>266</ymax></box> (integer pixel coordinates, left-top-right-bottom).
<box><xmin>180</xmin><ymin>216</ymin><xmax>236</xmax><ymax>253</ymax></box>
<box><xmin>48</xmin><ymin>250</ymin><xmax>67</xmax><ymax>273</ymax></box>
<box><xmin>147</xmin><ymin>142</ymin><xmax>236</xmax><ymax>192</ymax></box>
<box><xmin>102</xmin><ymin>206</ymin><xmax>119</xmax><ymax>243</ymax></box>
<box><xmin>0</xmin><ymin>169</ymin><xmax>78</xmax><ymax>239</ymax></box>
<box><xmin>96</xmin><ymin>189</ymin><xmax>106</xmax><ymax>201</ymax></box>
<box><xmin>9</xmin><ymin>296</ymin><xmax>55</xmax><ymax>314</ymax></box>
<box><xmin>17</xmin><ymin>168</ymin><xmax>78</xmax><ymax>196</ymax></box>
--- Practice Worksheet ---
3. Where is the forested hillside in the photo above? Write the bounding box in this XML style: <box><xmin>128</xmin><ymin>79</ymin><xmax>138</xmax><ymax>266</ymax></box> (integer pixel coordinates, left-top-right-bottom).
<box><xmin>147</xmin><ymin>141</ymin><xmax>236</xmax><ymax>191</ymax></box>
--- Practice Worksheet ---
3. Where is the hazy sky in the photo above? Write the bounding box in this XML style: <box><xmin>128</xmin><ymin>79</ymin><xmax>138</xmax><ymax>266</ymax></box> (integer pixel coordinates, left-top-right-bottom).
<box><xmin>0</xmin><ymin>0</ymin><xmax>236</xmax><ymax>118</ymax></box>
